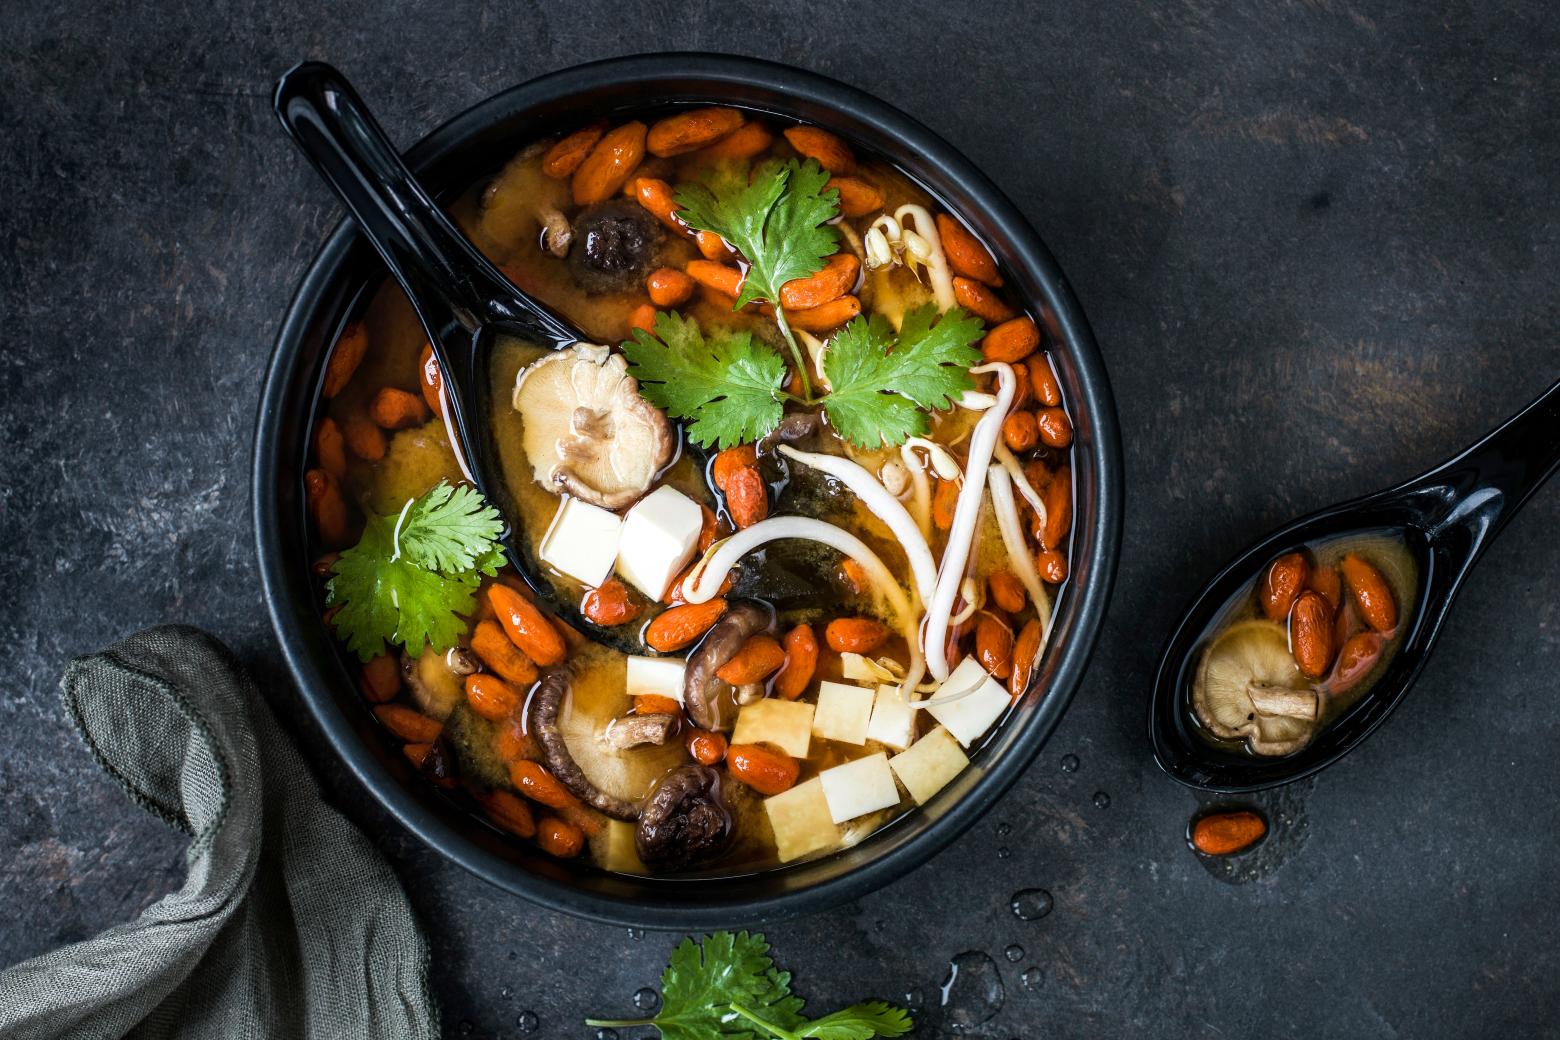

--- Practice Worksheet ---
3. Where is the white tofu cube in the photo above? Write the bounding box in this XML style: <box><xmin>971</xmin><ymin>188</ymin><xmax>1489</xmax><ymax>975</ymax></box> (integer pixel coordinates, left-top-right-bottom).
<box><xmin>538</xmin><ymin>496</ymin><xmax>622</xmax><ymax>586</ymax></box>
<box><xmin>812</xmin><ymin>681</ymin><xmax>874</xmax><ymax>745</ymax></box>
<box><xmin>763</xmin><ymin>777</ymin><xmax>839</xmax><ymax>862</ymax></box>
<box><xmin>818</xmin><ymin>753</ymin><xmax>901</xmax><ymax>824</ymax></box>
<box><xmin>614</xmin><ymin>485</ymin><xmax>704</xmax><ymax>600</ymax></box>
<box><xmin>731</xmin><ymin>698</ymin><xmax>814</xmax><ymax>758</ymax></box>
<box><xmin>625</xmin><ymin>656</ymin><xmax>686</xmax><ymax>704</ymax></box>
<box><xmin>865</xmin><ymin>684</ymin><xmax>915</xmax><ymax>750</ymax></box>
<box><xmin>927</xmin><ymin>656</ymin><xmax>1012</xmax><ymax>747</ymax></box>
<box><xmin>890</xmin><ymin>726</ymin><xmax>969</xmax><ymax>805</ymax></box>
<box><xmin>596</xmin><ymin>818</ymin><xmax>648</xmax><ymax>873</ymax></box>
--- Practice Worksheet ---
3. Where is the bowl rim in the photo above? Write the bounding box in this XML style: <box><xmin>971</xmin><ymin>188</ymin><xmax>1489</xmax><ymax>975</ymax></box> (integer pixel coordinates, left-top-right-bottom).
<box><xmin>254</xmin><ymin>51</ymin><xmax>1123</xmax><ymax>927</ymax></box>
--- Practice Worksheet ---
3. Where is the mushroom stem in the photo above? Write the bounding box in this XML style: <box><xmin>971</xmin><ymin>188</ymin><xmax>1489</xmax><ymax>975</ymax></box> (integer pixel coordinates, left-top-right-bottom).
<box><xmin>1247</xmin><ymin>682</ymin><xmax>1319</xmax><ymax>721</ymax></box>
<box><xmin>921</xmin><ymin>362</ymin><xmax>1016</xmax><ymax>681</ymax></box>
<box><xmin>777</xmin><ymin>445</ymin><xmax>937</xmax><ymax>604</ymax></box>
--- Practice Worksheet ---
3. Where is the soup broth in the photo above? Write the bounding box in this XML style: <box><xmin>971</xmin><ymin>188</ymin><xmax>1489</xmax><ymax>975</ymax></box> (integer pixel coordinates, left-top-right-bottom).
<box><xmin>301</xmin><ymin>103</ymin><xmax>1077</xmax><ymax>875</ymax></box>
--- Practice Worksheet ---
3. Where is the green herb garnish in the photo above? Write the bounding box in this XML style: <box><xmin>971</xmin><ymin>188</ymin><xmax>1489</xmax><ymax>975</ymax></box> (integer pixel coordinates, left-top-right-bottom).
<box><xmin>624</xmin><ymin>305</ymin><xmax>983</xmax><ymax>450</ymax></box>
<box><xmin>820</xmin><ymin>304</ymin><xmax>984</xmax><ymax>447</ymax></box>
<box><xmin>623</xmin><ymin>311</ymin><xmax>788</xmax><ymax>450</ymax></box>
<box><xmin>674</xmin><ymin>157</ymin><xmax>840</xmax><ymax>398</ymax></box>
<box><xmin>586</xmin><ymin>931</ymin><xmax>912</xmax><ymax>1040</ymax></box>
<box><xmin>326</xmin><ymin>480</ymin><xmax>504</xmax><ymax>662</ymax></box>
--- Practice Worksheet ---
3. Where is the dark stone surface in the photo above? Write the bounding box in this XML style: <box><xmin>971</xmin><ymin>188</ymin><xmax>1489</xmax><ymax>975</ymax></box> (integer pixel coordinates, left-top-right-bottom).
<box><xmin>2</xmin><ymin>4</ymin><xmax>1557</xmax><ymax>1037</ymax></box>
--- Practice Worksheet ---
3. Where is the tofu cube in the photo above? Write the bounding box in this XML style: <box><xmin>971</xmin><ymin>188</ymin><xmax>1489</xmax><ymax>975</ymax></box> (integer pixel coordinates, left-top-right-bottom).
<box><xmin>625</xmin><ymin>656</ymin><xmax>686</xmax><ymax>703</ymax></box>
<box><xmin>890</xmin><ymin>726</ymin><xmax>969</xmax><ymax>805</ymax></box>
<box><xmin>764</xmin><ymin>777</ymin><xmax>840</xmax><ymax>862</ymax></box>
<box><xmin>538</xmin><ymin>496</ymin><xmax>622</xmax><ymax>587</ymax></box>
<box><xmin>615</xmin><ymin>485</ymin><xmax>704</xmax><ymax>600</ymax></box>
<box><xmin>927</xmin><ymin>656</ymin><xmax>1012</xmax><ymax>747</ymax></box>
<box><xmin>818</xmin><ymin>753</ymin><xmax>901</xmax><ymax>824</ymax></box>
<box><xmin>731</xmin><ymin>698</ymin><xmax>814</xmax><ymax>758</ymax></box>
<box><xmin>596</xmin><ymin>818</ymin><xmax>648</xmax><ymax>873</ymax></box>
<box><xmin>812</xmin><ymin>681</ymin><xmax>874</xmax><ymax>745</ymax></box>
<box><xmin>865</xmin><ymin>684</ymin><xmax>915</xmax><ymax>750</ymax></box>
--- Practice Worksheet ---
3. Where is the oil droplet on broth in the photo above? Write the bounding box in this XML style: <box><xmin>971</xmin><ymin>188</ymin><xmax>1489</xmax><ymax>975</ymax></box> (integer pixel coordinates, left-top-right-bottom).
<box><xmin>1004</xmin><ymin>944</ymin><xmax>1025</xmax><ymax>962</ymax></box>
<box><xmin>632</xmin><ymin>987</ymin><xmax>660</xmax><ymax>1011</ymax></box>
<box><xmin>1060</xmin><ymin>753</ymin><xmax>1079</xmax><ymax>773</ymax></box>
<box><xmin>938</xmin><ymin>951</ymin><xmax>1005</xmax><ymax>1032</ymax></box>
<box><xmin>1011</xmin><ymin>888</ymin><xmax>1053</xmax><ymax>920</ymax></box>
<box><xmin>515</xmin><ymin>1011</ymin><xmax>539</xmax><ymax>1032</ymax></box>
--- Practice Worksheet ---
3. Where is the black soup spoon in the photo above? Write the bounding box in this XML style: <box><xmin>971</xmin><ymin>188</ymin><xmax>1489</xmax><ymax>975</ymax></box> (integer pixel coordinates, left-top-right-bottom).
<box><xmin>1150</xmin><ymin>378</ymin><xmax>1560</xmax><ymax>791</ymax></box>
<box><xmin>274</xmin><ymin>61</ymin><xmax>650</xmax><ymax>653</ymax></box>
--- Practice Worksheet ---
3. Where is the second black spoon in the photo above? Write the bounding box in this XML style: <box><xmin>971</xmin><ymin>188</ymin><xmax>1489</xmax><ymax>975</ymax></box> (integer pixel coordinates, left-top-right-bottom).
<box><xmin>1150</xmin><ymin>377</ymin><xmax>1560</xmax><ymax>791</ymax></box>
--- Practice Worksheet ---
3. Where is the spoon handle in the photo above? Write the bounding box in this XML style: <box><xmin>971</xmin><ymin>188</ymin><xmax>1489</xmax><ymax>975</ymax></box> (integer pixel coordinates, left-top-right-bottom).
<box><xmin>1412</xmin><ymin>377</ymin><xmax>1560</xmax><ymax>553</ymax></box>
<box><xmin>272</xmin><ymin>61</ymin><xmax>578</xmax><ymax>351</ymax></box>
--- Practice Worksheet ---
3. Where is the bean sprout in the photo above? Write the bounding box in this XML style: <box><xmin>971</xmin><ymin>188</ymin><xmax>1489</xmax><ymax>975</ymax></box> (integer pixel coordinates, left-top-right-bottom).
<box><xmin>777</xmin><ymin>446</ymin><xmax>938</xmax><ymax>604</ymax></box>
<box><xmin>863</xmin><ymin>205</ymin><xmax>956</xmax><ymax>312</ymax></box>
<box><xmin>993</xmin><ymin>442</ymin><xmax>1047</xmax><ymax>521</ymax></box>
<box><xmin>920</xmin><ymin>362</ymin><xmax>1016</xmax><ymax>681</ymax></box>
<box><xmin>987</xmin><ymin>463</ymin><xmax>1051</xmax><ymax>635</ymax></box>
<box><xmin>438</xmin><ymin>381</ymin><xmax>477</xmax><ymax>485</ymax></box>
<box><xmin>678</xmin><ymin>516</ymin><xmax>926</xmax><ymax>695</ymax></box>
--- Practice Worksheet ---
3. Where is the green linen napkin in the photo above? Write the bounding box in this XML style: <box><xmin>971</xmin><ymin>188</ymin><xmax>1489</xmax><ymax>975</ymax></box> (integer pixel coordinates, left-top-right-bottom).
<box><xmin>0</xmin><ymin>625</ymin><xmax>438</xmax><ymax>1039</ymax></box>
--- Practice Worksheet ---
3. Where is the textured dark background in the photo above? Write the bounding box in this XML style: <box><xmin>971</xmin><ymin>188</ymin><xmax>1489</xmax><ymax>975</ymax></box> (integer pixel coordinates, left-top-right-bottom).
<box><xmin>4</xmin><ymin>3</ymin><xmax>1558</xmax><ymax>1037</ymax></box>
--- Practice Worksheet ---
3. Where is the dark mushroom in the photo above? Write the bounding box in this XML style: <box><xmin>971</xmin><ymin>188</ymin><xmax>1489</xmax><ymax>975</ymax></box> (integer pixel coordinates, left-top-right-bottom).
<box><xmin>568</xmin><ymin>198</ymin><xmax>662</xmax><ymax>294</ymax></box>
<box><xmin>529</xmin><ymin>669</ymin><xmax>639</xmax><ymax>820</ymax></box>
<box><xmin>635</xmin><ymin>764</ymin><xmax>733</xmax><ymax>870</ymax></box>
<box><xmin>603</xmin><ymin>713</ymin><xmax>679</xmax><ymax>750</ymax></box>
<box><xmin>760</xmin><ymin>409</ymin><xmax>821</xmax><ymax>450</ymax></box>
<box><xmin>683</xmin><ymin>602</ymin><xmax>772</xmax><ymax>732</ymax></box>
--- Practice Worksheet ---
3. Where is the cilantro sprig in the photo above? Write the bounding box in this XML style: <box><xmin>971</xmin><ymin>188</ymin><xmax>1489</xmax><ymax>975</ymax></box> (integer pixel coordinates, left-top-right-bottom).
<box><xmin>586</xmin><ymin>932</ymin><xmax>912</xmax><ymax>1040</ymax></box>
<box><xmin>674</xmin><ymin>157</ymin><xmax>840</xmax><ymax>398</ymax></box>
<box><xmin>325</xmin><ymin>481</ymin><xmax>504</xmax><ymax>662</ymax></box>
<box><xmin>624</xmin><ymin>305</ymin><xmax>982</xmax><ymax>450</ymax></box>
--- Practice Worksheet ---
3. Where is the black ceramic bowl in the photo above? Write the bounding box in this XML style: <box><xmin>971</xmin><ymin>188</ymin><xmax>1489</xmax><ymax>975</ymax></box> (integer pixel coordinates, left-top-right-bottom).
<box><xmin>254</xmin><ymin>53</ymin><xmax>1123</xmax><ymax>928</ymax></box>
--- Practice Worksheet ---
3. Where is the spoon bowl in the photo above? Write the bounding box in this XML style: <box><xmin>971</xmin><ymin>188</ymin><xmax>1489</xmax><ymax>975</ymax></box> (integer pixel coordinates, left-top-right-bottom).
<box><xmin>1151</xmin><ymin>379</ymin><xmax>1560</xmax><ymax>791</ymax></box>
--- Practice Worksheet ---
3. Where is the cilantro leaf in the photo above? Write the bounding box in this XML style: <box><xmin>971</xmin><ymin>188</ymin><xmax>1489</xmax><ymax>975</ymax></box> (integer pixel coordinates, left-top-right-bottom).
<box><xmin>393</xmin><ymin>480</ymin><xmax>505</xmax><ymax>573</ymax></box>
<box><xmin>821</xmin><ymin>304</ymin><xmax>984</xmax><ymax>448</ymax></box>
<box><xmin>675</xmin><ymin>158</ymin><xmax>840</xmax><ymax>309</ymax></box>
<box><xmin>623</xmin><ymin>311</ymin><xmax>787</xmax><ymax>449</ymax></box>
<box><xmin>325</xmin><ymin>481</ymin><xmax>504</xmax><ymax>662</ymax></box>
<box><xmin>585</xmin><ymin>932</ymin><xmax>911</xmax><ymax>1040</ymax></box>
<box><xmin>795</xmin><ymin>1003</ymin><xmax>914</xmax><ymax>1040</ymax></box>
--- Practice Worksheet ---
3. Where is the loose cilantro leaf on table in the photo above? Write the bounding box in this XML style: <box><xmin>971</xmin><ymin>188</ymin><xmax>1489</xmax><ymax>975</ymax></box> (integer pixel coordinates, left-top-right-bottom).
<box><xmin>325</xmin><ymin>480</ymin><xmax>504</xmax><ymax>662</ymax></box>
<box><xmin>623</xmin><ymin>311</ymin><xmax>787</xmax><ymax>450</ymax></box>
<box><xmin>674</xmin><ymin>158</ymin><xmax>840</xmax><ymax>311</ymax></box>
<box><xmin>821</xmin><ymin>303</ymin><xmax>984</xmax><ymax>447</ymax></box>
<box><xmin>585</xmin><ymin>931</ymin><xmax>911</xmax><ymax>1040</ymax></box>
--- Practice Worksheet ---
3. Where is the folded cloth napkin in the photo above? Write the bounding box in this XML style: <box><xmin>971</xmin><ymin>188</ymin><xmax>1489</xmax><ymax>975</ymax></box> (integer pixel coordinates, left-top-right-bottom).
<box><xmin>0</xmin><ymin>625</ymin><xmax>438</xmax><ymax>1040</ymax></box>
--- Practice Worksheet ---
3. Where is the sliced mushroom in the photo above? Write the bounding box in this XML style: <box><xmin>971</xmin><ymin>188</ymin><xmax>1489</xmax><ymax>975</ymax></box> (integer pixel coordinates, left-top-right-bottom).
<box><xmin>529</xmin><ymin>669</ymin><xmax>640</xmax><ymax>820</ymax></box>
<box><xmin>758</xmin><ymin>409</ymin><xmax>821</xmax><ymax>451</ymax></box>
<box><xmin>683</xmin><ymin>602</ymin><xmax>772</xmax><ymax>732</ymax></box>
<box><xmin>568</xmin><ymin>199</ymin><xmax>662</xmax><ymax>294</ymax></box>
<box><xmin>401</xmin><ymin>649</ymin><xmax>464</xmax><ymax>720</ymax></box>
<box><xmin>603</xmin><ymin>713</ymin><xmax>679</xmax><ymax>750</ymax></box>
<box><xmin>1192</xmin><ymin>619</ymin><xmax>1317</xmax><ymax>756</ymax></box>
<box><xmin>635</xmin><ymin>764</ymin><xmax>733</xmax><ymax>870</ymax></box>
<box><xmin>512</xmin><ymin>343</ymin><xmax>675</xmax><ymax>510</ymax></box>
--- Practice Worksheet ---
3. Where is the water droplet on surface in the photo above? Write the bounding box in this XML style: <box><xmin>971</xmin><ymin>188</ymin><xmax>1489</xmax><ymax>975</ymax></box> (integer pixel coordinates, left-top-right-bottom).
<box><xmin>904</xmin><ymin>987</ymin><xmax>925</xmax><ymax>1009</ymax></box>
<box><xmin>937</xmin><ymin>950</ymin><xmax>1004</xmax><ymax>1031</ymax></box>
<box><xmin>1010</xmin><ymin>888</ymin><xmax>1054</xmax><ymax>920</ymax></box>
<box><xmin>515</xmin><ymin>1010</ymin><xmax>539</xmax><ymax>1033</ymax></box>
<box><xmin>627</xmin><ymin>927</ymin><xmax>645</xmax><ymax>941</ymax></box>
<box><xmin>1092</xmin><ymin>790</ymin><xmax>1111</xmax><ymax>809</ymax></box>
<box><xmin>507</xmin><ymin>950</ymin><xmax>518</xmax><ymax>962</ymax></box>
<box><xmin>1020</xmin><ymin>966</ymin><xmax>1044</xmax><ymax>990</ymax></box>
<box><xmin>996</xmin><ymin>846</ymin><xmax>1012</xmax><ymax>859</ymax></box>
<box><xmin>995</xmin><ymin>822</ymin><xmax>1012</xmax><ymax>838</ymax></box>
<box><xmin>1060</xmin><ymin>753</ymin><xmax>1079</xmax><ymax>773</ymax></box>
<box><xmin>633</xmin><ymin>987</ymin><xmax>660</xmax><ymax>1011</ymax></box>
<box><xmin>1004</xmin><ymin>944</ymin><xmax>1025</xmax><ymax>962</ymax></box>
<box><xmin>595</xmin><ymin>1030</ymin><xmax>619</xmax><ymax>1040</ymax></box>
<box><xmin>500</xmin><ymin>987</ymin><xmax>511</xmax><ymax>999</ymax></box>
<box><xmin>459</xmin><ymin>1022</ymin><xmax>474</xmax><ymax>1035</ymax></box>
